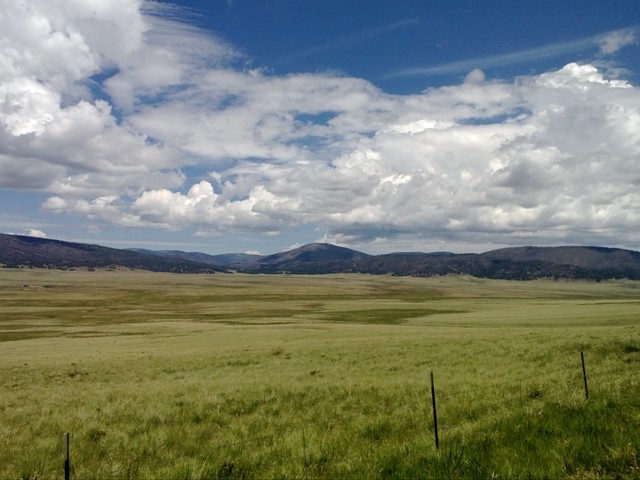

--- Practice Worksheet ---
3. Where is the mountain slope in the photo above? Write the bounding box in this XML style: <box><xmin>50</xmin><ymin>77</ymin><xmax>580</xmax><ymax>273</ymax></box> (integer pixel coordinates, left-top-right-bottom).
<box><xmin>480</xmin><ymin>246</ymin><xmax>640</xmax><ymax>271</ymax></box>
<box><xmin>130</xmin><ymin>249</ymin><xmax>263</xmax><ymax>267</ymax></box>
<box><xmin>240</xmin><ymin>243</ymin><xmax>370</xmax><ymax>273</ymax></box>
<box><xmin>347</xmin><ymin>247</ymin><xmax>640</xmax><ymax>280</ymax></box>
<box><xmin>0</xmin><ymin>234</ymin><xmax>222</xmax><ymax>273</ymax></box>
<box><xmin>3</xmin><ymin>233</ymin><xmax>640</xmax><ymax>280</ymax></box>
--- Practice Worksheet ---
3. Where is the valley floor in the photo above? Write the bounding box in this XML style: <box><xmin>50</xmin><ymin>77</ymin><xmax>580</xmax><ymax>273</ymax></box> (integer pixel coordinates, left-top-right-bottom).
<box><xmin>1</xmin><ymin>270</ymin><xmax>639</xmax><ymax>478</ymax></box>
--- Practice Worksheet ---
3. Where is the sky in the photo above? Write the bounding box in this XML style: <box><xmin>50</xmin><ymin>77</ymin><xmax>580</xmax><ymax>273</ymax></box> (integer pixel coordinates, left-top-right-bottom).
<box><xmin>1</xmin><ymin>0</ymin><xmax>640</xmax><ymax>255</ymax></box>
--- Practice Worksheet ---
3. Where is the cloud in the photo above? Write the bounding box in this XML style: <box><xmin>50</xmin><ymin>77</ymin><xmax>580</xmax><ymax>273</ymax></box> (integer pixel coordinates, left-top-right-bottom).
<box><xmin>597</xmin><ymin>28</ymin><xmax>637</xmax><ymax>55</ymax></box>
<box><xmin>118</xmin><ymin>62</ymin><xmax>640</xmax><ymax>250</ymax></box>
<box><xmin>387</xmin><ymin>26</ymin><xmax>640</xmax><ymax>78</ymax></box>
<box><xmin>464</xmin><ymin>69</ymin><xmax>485</xmax><ymax>83</ymax></box>
<box><xmin>3</xmin><ymin>1</ymin><xmax>640</xmax><ymax>252</ymax></box>
<box><xmin>26</xmin><ymin>229</ymin><xmax>46</xmax><ymax>238</ymax></box>
<box><xmin>104</xmin><ymin>3</ymin><xmax>238</xmax><ymax>112</ymax></box>
<box><xmin>0</xmin><ymin>0</ymin><xmax>203</xmax><ymax>198</ymax></box>
<box><xmin>280</xmin><ymin>17</ymin><xmax>419</xmax><ymax>64</ymax></box>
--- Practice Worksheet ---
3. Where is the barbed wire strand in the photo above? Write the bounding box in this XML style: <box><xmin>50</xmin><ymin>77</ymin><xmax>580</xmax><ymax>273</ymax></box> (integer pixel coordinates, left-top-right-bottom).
<box><xmin>63</xmin><ymin>355</ymin><xmax>638</xmax><ymax>470</ymax></box>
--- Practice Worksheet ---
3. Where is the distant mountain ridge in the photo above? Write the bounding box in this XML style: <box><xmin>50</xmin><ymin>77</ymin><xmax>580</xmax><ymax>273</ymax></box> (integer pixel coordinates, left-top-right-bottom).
<box><xmin>130</xmin><ymin>248</ymin><xmax>263</xmax><ymax>267</ymax></box>
<box><xmin>243</xmin><ymin>243</ymin><xmax>370</xmax><ymax>273</ymax></box>
<box><xmin>0</xmin><ymin>234</ymin><xmax>221</xmax><ymax>273</ymax></box>
<box><xmin>482</xmin><ymin>246</ymin><xmax>640</xmax><ymax>270</ymax></box>
<box><xmin>2</xmin><ymin>233</ymin><xmax>640</xmax><ymax>280</ymax></box>
<box><xmin>334</xmin><ymin>246</ymin><xmax>640</xmax><ymax>280</ymax></box>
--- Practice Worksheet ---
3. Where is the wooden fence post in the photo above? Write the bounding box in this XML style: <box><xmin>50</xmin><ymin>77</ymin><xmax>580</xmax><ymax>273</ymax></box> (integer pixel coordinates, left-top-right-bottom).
<box><xmin>430</xmin><ymin>371</ymin><xmax>439</xmax><ymax>449</ymax></box>
<box><xmin>580</xmin><ymin>344</ymin><xmax>589</xmax><ymax>400</ymax></box>
<box><xmin>64</xmin><ymin>432</ymin><xmax>70</xmax><ymax>480</ymax></box>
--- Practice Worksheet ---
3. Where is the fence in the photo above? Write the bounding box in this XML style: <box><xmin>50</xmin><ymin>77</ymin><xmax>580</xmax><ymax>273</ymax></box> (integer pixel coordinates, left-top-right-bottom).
<box><xmin>59</xmin><ymin>345</ymin><xmax>637</xmax><ymax>477</ymax></box>
<box><xmin>429</xmin><ymin>344</ymin><xmax>594</xmax><ymax>449</ymax></box>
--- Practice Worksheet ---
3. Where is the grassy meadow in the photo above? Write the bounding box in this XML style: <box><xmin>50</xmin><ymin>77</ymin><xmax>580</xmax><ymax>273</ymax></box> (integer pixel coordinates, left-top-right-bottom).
<box><xmin>1</xmin><ymin>269</ymin><xmax>639</xmax><ymax>479</ymax></box>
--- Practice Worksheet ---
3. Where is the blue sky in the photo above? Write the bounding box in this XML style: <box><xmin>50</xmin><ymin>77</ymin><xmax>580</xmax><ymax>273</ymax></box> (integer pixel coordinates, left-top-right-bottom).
<box><xmin>197</xmin><ymin>0</ymin><xmax>640</xmax><ymax>89</ymax></box>
<box><xmin>1</xmin><ymin>0</ymin><xmax>640</xmax><ymax>255</ymax></box>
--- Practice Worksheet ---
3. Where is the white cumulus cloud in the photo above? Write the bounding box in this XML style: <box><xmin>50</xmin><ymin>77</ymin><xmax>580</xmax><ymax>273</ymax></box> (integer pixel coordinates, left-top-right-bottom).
<box><xmin>26</xmin><ymin>228</ymin><xmax>46</xmax><ymax>238</ymax></box>
<box><xmin>1</xmin><ymin>1</ymin><xmax>640</xmax><ymax>252</ymax></box>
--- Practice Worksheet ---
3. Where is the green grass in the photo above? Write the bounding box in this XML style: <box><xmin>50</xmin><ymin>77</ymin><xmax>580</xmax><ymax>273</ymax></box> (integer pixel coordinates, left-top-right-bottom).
<box><xmin>1</xmin><ymin>270</ymin><xmax>639</xmax><ymax>478</ymax></box>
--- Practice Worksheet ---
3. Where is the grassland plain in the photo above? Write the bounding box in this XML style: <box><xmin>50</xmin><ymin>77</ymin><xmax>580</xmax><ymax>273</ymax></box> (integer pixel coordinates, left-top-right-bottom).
<box><xmin>1</xmin><ymin>269</ymin><xmax>639</xmax><ymax>479</ymax></box>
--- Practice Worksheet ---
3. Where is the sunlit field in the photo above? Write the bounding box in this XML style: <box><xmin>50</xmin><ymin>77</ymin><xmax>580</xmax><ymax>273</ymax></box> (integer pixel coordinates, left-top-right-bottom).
<box><xmin>1</xmin><ymin>269</ymin><xmax>639</xmax><ymax>479</ymax></box>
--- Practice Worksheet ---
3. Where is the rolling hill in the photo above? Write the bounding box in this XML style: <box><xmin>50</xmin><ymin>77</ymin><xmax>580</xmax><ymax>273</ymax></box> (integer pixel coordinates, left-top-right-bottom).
<box><xmin>130</xmin><ymin>248</ymin><xmax>263</xmax><ymax>267</ymax></box>
<box><xmin>239</xmin><ymin>243</ymin><xmax>370</xmax><ymax>273</ymax></box>
<box><xmin>0</xmin><ymin>234</ymin><xmax>222</xmax><ymax>273</ymax></box>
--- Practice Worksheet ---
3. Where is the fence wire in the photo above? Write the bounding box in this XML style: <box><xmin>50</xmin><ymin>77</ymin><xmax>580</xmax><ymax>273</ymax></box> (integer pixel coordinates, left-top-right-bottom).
<box><xmin>59</xmin><ymin>348</ymin><xmax>638</xmax><ymax>474</ymax></box>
